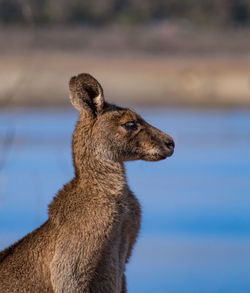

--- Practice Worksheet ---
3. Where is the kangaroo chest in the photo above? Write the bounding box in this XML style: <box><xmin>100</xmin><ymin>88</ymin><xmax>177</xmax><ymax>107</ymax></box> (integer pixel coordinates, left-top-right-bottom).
<box><xmin>88</xmin><ymin>191</ymin><xmax>141</xmax><ymax>292</ymax></box>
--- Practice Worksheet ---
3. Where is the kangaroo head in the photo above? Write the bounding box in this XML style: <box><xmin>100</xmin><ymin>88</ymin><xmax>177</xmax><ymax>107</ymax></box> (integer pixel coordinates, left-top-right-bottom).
<box><xmin>69</xmin><ymin>73</ymin><xmax>174</xmax><ymax>165</ymax></box>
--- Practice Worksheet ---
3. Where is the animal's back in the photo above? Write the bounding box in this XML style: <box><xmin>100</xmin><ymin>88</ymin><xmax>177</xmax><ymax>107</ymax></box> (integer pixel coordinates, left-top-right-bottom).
<box><xmin>0</xmin><ymin>221</ymin><xmax>55</xmax><ymax>292</ymax></box>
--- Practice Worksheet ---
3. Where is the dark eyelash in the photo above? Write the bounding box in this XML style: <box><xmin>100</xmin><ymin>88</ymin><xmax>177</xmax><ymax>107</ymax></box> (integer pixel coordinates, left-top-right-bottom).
<box><xmin>122</xmin><ymin>121</ymin><xmax>138</xmax><ymax>131</ymax></box>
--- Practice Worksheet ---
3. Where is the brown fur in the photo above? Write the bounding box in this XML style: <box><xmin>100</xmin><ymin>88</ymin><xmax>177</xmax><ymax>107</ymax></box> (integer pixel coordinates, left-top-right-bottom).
<box><xmin>0</xmin><ymin>73</ymin><xmax>174</xmax><ymax>292</ymax></box>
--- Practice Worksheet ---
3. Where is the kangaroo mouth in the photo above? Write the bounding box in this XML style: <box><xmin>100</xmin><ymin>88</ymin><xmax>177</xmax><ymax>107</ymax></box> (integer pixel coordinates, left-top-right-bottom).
<box><xmin>165</xmin><ymin>148</ymin><xmax>174</xmax><ymax>158</ymax></box>
<box><xmin>158</xmin><ymin>150</ymin><xmax>174</xmax><ymax>160</ymax></box>
<box><xmin>158</xmin><ymin>144</ymin><xmax>175</xmax><ymax>160</ymax></box>
<box><xmin>142</xmin><ymin>149</ymin><xmax>174</xmax><ymax>161</ymax></box>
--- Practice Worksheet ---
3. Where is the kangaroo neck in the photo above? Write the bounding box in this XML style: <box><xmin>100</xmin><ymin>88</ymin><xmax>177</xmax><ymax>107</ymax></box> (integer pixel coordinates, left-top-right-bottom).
<box><xmin>71</xmin><ymin>119</ymin><xmax>127</xmax><ymax>196</ymax></box>
<box><xmin>75</xmin><ymin>157</ymin><xmax>127</xmax><ymax>196</ymax></box>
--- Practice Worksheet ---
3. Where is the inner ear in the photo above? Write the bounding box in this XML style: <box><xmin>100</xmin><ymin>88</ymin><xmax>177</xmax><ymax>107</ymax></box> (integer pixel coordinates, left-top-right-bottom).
<box><xmin>83</xmin><ymin>84</ymin><xmax>99</xmax><ymax>100</ymax></box>
<box><xmin>85</xmin><ymin>85</ymin><xmax>104</xmax><ymax>114</ymax></box>
<box><xmin>69</xmin><ymin>73</ymin><xmax>104</xmax><ymax>116</ymax></box>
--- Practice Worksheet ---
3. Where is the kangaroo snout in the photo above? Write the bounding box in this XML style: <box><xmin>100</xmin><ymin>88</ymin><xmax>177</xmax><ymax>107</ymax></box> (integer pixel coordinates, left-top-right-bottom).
<box><xmin>158</xmin><ymin>133</ymin><xmax>175</xmax><ymax>159</ymax></box>
<box><xmin>164</xmin><ymin>137</ymin><xmax>175</xmax><ymax>154</ymax></box>
<box><xmin>139</xmin><ymin>124</ymin><xmax>175</xmax><ymax>162</ymax></box>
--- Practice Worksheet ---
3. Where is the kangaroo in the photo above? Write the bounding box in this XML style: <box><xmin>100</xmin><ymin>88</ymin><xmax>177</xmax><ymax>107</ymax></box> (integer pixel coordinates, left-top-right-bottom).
<box><xmin>0</xmin><ymin>73</ymin><xmax>174</xmax><ymax>293</ymax></box>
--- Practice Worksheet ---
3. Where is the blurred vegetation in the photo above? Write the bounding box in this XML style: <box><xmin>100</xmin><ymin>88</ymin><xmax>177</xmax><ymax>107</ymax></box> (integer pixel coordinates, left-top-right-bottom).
<box><xmin>0</xmin><ymin>0</ymin><xmax>250</xmax><ymax>27</ymax></box>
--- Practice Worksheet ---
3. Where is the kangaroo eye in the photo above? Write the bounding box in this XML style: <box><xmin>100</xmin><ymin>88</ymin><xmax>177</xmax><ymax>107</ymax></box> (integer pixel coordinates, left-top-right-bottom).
<box><xmin>122</xmin><ymin>121</ymin><xmax>138</xmax><ymax>131</ymax></box>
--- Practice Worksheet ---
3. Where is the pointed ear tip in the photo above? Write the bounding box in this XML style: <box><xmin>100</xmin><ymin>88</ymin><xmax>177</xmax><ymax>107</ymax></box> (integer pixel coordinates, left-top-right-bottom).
<box><xmin>69</xmin><ymin>72</ymin><xmax>104</xmax><ymax>98</ymax></box>
<box><xmin>69</xmin><ymin>73</ymin><xmax>93</xmax><ymax>86</ymax></box>
<box><xmin>77</xmin><ymin>72</ymin><xmax>92</xmax><ymax>77</ymax></box>
<box><xmin>72</xmin><ymin>72</ymin><xmax>94</xmax><ymax>81</ymax></box>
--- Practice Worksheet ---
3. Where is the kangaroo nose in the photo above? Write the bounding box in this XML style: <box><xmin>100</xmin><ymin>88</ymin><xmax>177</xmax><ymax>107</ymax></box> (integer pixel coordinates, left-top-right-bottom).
<box><xmin>165</xmin><ymin>139</ymin><xmax>175</xmax><ymax>150</ymax></box>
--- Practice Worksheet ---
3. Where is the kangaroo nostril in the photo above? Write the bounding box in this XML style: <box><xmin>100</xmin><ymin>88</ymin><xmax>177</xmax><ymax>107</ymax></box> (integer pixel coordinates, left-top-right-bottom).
<box><xmin>165</xmin><ymin>139</ymin><xmax>175</xmax><ymax>149</ymax></box>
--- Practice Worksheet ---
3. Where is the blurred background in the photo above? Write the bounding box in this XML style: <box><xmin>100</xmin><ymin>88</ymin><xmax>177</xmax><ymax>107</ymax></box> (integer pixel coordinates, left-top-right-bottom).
<box><xmin>0</xmin><ymin>1</ymin><xmax>250</xmax><ymax>292</ymax></box>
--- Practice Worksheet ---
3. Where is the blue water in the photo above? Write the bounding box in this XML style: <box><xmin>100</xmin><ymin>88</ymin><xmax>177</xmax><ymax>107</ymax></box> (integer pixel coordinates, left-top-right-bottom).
<box><xmin>0</xmin><ymin>108</ymin><xmax>250</xmax><ymax>292</ymax></box>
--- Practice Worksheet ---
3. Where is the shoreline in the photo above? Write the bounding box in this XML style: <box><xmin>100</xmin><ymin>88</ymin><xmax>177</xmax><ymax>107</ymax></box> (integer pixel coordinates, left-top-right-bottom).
<box><xmin>1</xmin><ymin>27</ymin><xmax>250</xmax><ymax>109</ymax></box>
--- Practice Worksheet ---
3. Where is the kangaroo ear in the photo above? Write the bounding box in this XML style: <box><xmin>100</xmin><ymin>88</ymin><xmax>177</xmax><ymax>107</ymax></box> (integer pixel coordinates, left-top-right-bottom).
<box><xmin>69</xmin><ymin>73</ymin><xmax>104</xmax><ymax>116</ymax></box>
